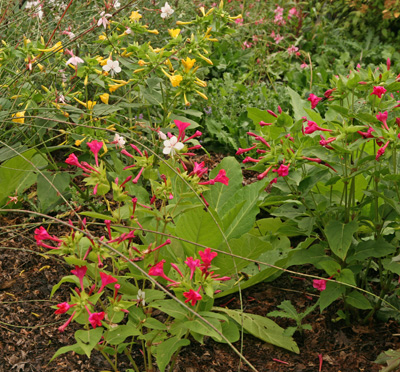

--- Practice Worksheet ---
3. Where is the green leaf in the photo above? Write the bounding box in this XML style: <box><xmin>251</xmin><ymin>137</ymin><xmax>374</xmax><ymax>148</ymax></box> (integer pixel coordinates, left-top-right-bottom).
<box><xmin>204</xmin><ymin>157</ymin><xmax>243</xmax><ymax>213</ymax></box>
<box><xmin>345</xmin><ymin>291</ymin><xmax>372</xmax><ymax>310</ymax></box>
<box><xmin>49</xmin><ymin>344</ymin><xmax>85</xmax><ymax>363</ymax></box>
<box><xmin>184</xmin><ymin>318</ymin><xmax>223</xmax><ymax>341</ymax></box>
<box><xmin>347</xmin><ymin>238</ymin><xmax>396</xmax><ymax>263</ymax></box>
<box><xmin>80</xmin><ymin>211</ymin><xmax>116</xmax><ymax>222</ymax></box>
<box><xmin>286</xmin><ymin>86</ymin><xmax>307</xmax><ymax>121</ymax></box>
<box><xmin>0</xmin><ymin>149</ymin><xmax>48</xmax><ymax>206</ymax></box>
<box><xmin>325</xmin><ymin>220</ymin><xmax>358</xmax><ymax>261</ymax></box>
<box><xmin>169</xmin><ymin>114</ymin><xmax>199</xmax><ymax>129</ymax></box>
<box><xmin>92</xmin><ymin>104</ymin><xmax>122</xmax><ymax>116</ymax></box>
<box><xmin>151</xmin><ymin>300</ymin><xmax>188</xmax><ymax>320</ymax></box>
<box><xmin>75</xmin><ymin>327</ymin><xmax>103</xmax><ymax>358</ymax></box>
<box><xmin>154</xmin><ymin>336</ymin><xmax>190</xmax><ymax>372</ymax></box>
<box><xmin>106</xmin><ymin>325</ymin><xmax>141</xmax><ymax>345</ymax></box>
<box><xmin>247</xmin><ymin>107</ymin><xmax>277</xmax><ymax>125</ymax></box>
<box><xmin>37</xmin><ymin>171</ymin><xmax>70</xmax><ymax>213</ymax></box>
<box><xmin>144</xmin><ymin>317</ymin><xmax>168</xmax><ymax>330</ymax></box>
<box><xmin>213</xmin><ymin>307</ymin><xmax>299</xmax><ymax>353</ymax></box>
<box><xmin>319</xmin><ymin>281</ymin><xmax>345</xmax><ymax>312</ymax></box>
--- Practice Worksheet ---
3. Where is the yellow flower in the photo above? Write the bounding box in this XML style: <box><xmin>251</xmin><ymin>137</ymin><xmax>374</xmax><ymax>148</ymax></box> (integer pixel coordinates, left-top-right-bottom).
<box><xmin>138</xmin><ymin>60</ymin><xmax>147</xmax><ymax>66</ymax></box>
<box><xmin>147</xmin><ymin>29</ymin><xmax>159</xmax><ymax>35</ymax></box>
<box><xmin>130</xmin><ymin>11</ymin><xmax>142</xmax><ymax>22</ymax></box>
<box><xmin>170</xmin><ymin>75</ymin><xmax>183</xmax><ymax>87</ymax></box>
<box><xmin>197</xmin><ymin>52</ymin><xmax>213</xmax><ymax>65</ymax></box>
<box><xmin>38</xmin><ymin>41</ymin><xmax>63</xmax><ymax>53</ymax></box>
<box><xmin>75</xmin><ymin>138</ymin><xmax>86</xmax><ymax>146</ymax></box>
<box><xmin>109</xmin><ymin>83</ymin><xmax>125</xmax><ymax>93</ymax></box>
<box><xmin>195</xmin><ymin>90</ymin><xmax>208</xmax><ymax>100</ymax></box>
<box><xmin>176</xmin><ymin>21</ymin><xmax>193</xmax><ymax>25</ymax></box>
<box><xmin>168</xmin><ymin>28</ymin><xmax>181</xmax><ymax>38</ymax></box>
<box><xmin>84</xmin><ymin>75</ymin><xmax>88</xmax><ymax>86</ymax></box>
<box><xmin>99</xmin><ymin>34</ymin><xmax>107</xmax><ymax>41</ymax></box>
<box><xmin>12</xmin><ymin>111</ymin><xmax>25</xmax><ymax>124</ymax></box>
<box><xmin>181</xmin><ymin>57</ymin><xmax>196</xmax><ymax>73</ymax></box>
<box><xmin>87</xmin><ymin>101</ymin><xmax>96</xmax><ymax>110</ymax></box>
<box><xmin>184</xmin><ymin>92</ymin><xmax>190</xmax><ymax>107</ymax></box>
<box><xmin>99</xmin><ymin>93</ymin><xmax>109</xmax><ymax>104</ymax></box>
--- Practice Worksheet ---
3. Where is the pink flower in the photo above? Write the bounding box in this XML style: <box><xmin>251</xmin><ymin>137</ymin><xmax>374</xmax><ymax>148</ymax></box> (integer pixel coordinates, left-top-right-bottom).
<box><xmin>65</xmin><ymin>51</ymin><xmax>84</xmax><ymax>67</ymax></box>
<box><xmin>387</xmin><ymin>58</ymin><xmax>391</xmax><ymax>71</ymax></box>
<box><xmin>183</xmin><ymin>287</ymin><xmax>202</xmax><ymax>306</ymax></box>
<box><xmin>58</xmin><ymin>311</ymin><xmax>76</xmax><ymax>332</ymax></box>
<box><xmin>189</xmin><ymin>161</ymin><xmax>208</xmax><ymax>178</ymax></box>
<box><xmin>313</xmin><ymin>279</ymin><xmax>326</xmax><ymax>291</ymax></box>
<box><xmin>55</xmin><ymin>302</ymin><xmax>75</xmax><ymax>315</ymax></box>
<box><xmin>87</xmin><ymin>140</ymin><xmax>103</xmax><ymax>167</ymax></box>
<box><xmin>185</xmin><ymin>257</ymin><xmax>201</xmax><ymax>280</ymax></box>
<box><xmin>357</xmin><ymin>126</ymin><xmax>375</xmax><ymax>139</ymax></box>
<box><xmin>149</xmin><ymin>260</ymin><xmax>179</xmax><ymax>284</ymax></box>
<box><xmin>287</xmin><ymin>45</ymin><xmax>299</xmax><ymax>56</ymax></box>
<box><xmin>272</xmin><ymin>164</ymin><xmax>289</xmax><ymax>177</ymax></box>
<box><xmin>88</xmin><ymin>311</ymin><xmax>105</xmax><ymax>328</ymax></box>
<box><xmin>257</xmin><ymin>166</ymin><xmax>273</xmax><ymax>181</ymax></box>
<box><xmin>199</xmin><ymin>248</ymin><xmax>217</xmax><ymax>270</ymax></box>
<box><xmin>376</xmin><ymin>111</ymin><xmax>389</xmax><ymax>130</ymax></box>
<box><xmin>183</xmin><ymin>130</ymin><xmax>202</xmax><ymax>143</ymax></box>
<box><xmin>98</xmin><ymin>272</ymin><xmax>118</xmax><ymax>293</ymax></box>
<box><xmin>97</xmin><ymin>11</ymin><xmax>112</xmax><ymax>29</ymax></box>
<box><xmin>303</xmin><ymin>121</ymin><xmax>332</xmax><ymax>134</ymax></box>
<box><xmin>308</xmin><ymin>94</ymin><xmax>322</xmax><ymax>109</ymax></box>
<box><xmin>274</xmin><ymin>34</ymin><xmax>284</xmax><ymax>44</ymax></box>
<box><xmin>71</xmin><ymin>265</ymin><xmax>87</xmax><ymax>292</ymax></box>
<box><xmin>236</xmin><ymin>144</ymin><xmax>257</xmax><ymax>155</ymax></box>
<box><xmin>319</xmin><ymin>135</ymin><xmax>336</xmax><ymax>149</ymax></box>
<box><xmin>324</xmin><ymin>89</ymin><xmax>335</xmax><ymax>99</ymax></box>
<box><xmin>370</xmin><ymin>86</ymin><xmax>387</xmax><ymax>99</ymax></box>
<box><xmin>376</xmin><ymin>140</ymin><xmax>390</xmax><ymax>161</ymax></box>
<box><xmin>174</xmin><ymin>119</ymin><xmax>191</xmax><ymax>141</ymax></box>
<box><xmin>300</xmin><ymin>63</ymin><xmax>308</xmax><ymax>69</ymax></box>
<box><xmin>198</xmin><ymin>169</ymin><xmax>229</xmax><ymax>186</ymax></box>
<box><xmin>65</xmin><ymin>153</ymin><xmax>86</xmax><ymax>170</ymax></box>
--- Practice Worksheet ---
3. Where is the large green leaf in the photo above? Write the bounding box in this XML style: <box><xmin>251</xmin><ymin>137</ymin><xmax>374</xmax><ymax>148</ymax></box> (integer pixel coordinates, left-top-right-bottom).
<box><xmin>154</xmin><ymin>336</ymin><xmax>190</xmax><ymax>372</ymax></box>
<box><xmin>213</xmin><ymin>307</ymin><xmax>299</xmax><ymax>353</ymax></box>
<box><xmin>247</xmin><ymin>107</ymin><xmax>278</xmax><ymax>126</ymax></box>
<box><xmin>286</xmin><ymin>86</ymin><xmax>307</xmax><ymax>121</ymax></box>
<box><xmin>325</xmin><ymin>220</ymin><xmax>358</xmax><ymax>261</ymax></box>
<box><xmin>0</xmin><ymin>149</ymin><xmax>48</xmax><ymax>206</ymax></box>
<box><xmin>49</xmin><ymin>344</ymin><xmax>85</xmax><ymax>363</ymax></box>
<box><xmin>204</xmin><ymin>156</ymin><xmax>243</xmax><ymax>213</ymax></box>
<box><xmin>37</xmin><ymin>171</ymin><xmax>70</xmax><ymax>213</ymax></box>
<box><xmin>106</xmin><ymin>325</ymin><xmax>141</xmax><ymax>345</ymax></box>
<box><xmin>75</xmin><ymin>327</ymin><xmax>103</xmax><ymax>358</ymax></box>
<box><xmin>151</xmin><ymin>300</ymin><xmax>188</xmax><ymax>320</ymax></box>
<box><xmin>347</xmin><ymin>238</ymin><xmax>396</xmax><ymax>263</ymax></box>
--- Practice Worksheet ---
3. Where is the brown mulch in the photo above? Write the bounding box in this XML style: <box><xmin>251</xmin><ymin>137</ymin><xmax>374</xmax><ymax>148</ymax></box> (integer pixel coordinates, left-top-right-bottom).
<box><xmin>1</xmin><ymin>214</ymin><xmax>399</xmax><ymax>372</ymax></box>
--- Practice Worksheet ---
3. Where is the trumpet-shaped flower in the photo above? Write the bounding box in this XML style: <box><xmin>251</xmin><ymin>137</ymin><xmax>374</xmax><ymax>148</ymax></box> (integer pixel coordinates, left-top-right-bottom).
<box><xmin>272</xmin><ymin>164</ymin><xmax>289</xmax><ymax>177</ymax></box>
<box><xmin>174</xmin><ymin>119</ymin><xmax>191</xmax><ymax>141</ymax></box>
<box><xmin>98</xmin><ymin>272</ymin><xmax>118</xmax><ymax>293</ymax></box>
<box><xmin>168</xmin><ymin>28</ymin><xmax>181</xmax><ymax>38</ymax></box>
<box><xmin>88</xmin><ymin>311</ymin><xmax>105</xmax><ymax>328</ymax></box>
<box><xmin>376</xmin><ymin>140</ymin><xmax>390</xmax><ymax>161</ymax></box>
<box><xmin>183</xmin><ymin>287</ymin><xmax>202</xmax><ymax>306</ymax></box>
<box><xmin>161</xmin><ymin>2</ymin><xmax>174</xmax><ymax>18</ymax></box>
<box><xmin>71</xmin><ymin>265</ymin><xmax>87</xmax><ymax>292</ymax></box>
<box><xmin>103</xmin><ymin>59</ymin><xmax>121</xmax><ymax>77</ymax></box>
<box><xmin>87</xmin><ymin>140</ymin><xmax>104</xmax><ymax>167</ymax></box>
<box><xmin>371</xmin><ymin>86</ymin><xmax>386</xmax><ymax>99</ymax></box>
<box><xmin>313</xmin><ymin>279</ymin><xmax>326</xmax><ymax>291</ymax></box>
<box><xmin>163</xmin><ymin>136</ymin><xmax>184</xmax><ymax>156</ymax></box>
<box><xmin>181</xmin><ymin>57</ymin><xmax>196</xmax><ymax>73</ymax></box>
<box><xmin>308</xmin><ymin>94</ymin><xmax>322</xmax><ymax>109</ymax></box>
<box><xmin>130</xmin><ymin>11</ymin><xmax>142</xmax><ymax>22</ymax></box>
<box><xmin>98</xmin><ymin>12</ymin><xmax>112</xmax><ymax>29</ymax></box>
<box><xmin>376</xmin><ymin>111</ymin><xmax>389</xmax><ymax>130</ymax></box>
<box><xmin>303</xmin><ymin>121</ymin><xmax>332</xmax><ymax>134</ymax></box>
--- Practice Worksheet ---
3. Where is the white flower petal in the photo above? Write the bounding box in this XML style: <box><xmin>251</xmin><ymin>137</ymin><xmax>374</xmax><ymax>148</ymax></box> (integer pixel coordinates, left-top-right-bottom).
<box><xmin>163</xmin><ymin>139</ymin><xmax>171</xmax><ymax>147</ymax></box>
<box><xmin>163</xmin><ymin>146</ymin><xmax>171</xmax><ymax>155</ymax></box>
<box><xmin>169</xmin><ymin>136</ymin><xmax>178</xmax><ymax>145</ymax></box>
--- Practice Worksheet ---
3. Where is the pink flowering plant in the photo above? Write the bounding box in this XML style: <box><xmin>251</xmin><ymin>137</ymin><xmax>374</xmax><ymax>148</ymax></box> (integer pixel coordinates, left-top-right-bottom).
<box><xmin>240</xmin><ymin>59</ymin><xmax>400</xmax><ymax>321</ymax></box>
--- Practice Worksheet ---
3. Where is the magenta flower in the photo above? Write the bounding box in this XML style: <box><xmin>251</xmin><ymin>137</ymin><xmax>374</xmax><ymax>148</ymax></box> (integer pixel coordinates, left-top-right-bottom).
<box><xmin>58</xmin><ymin>311</ymin><xmax>76</xmax><ymax>332</ymax></box>
<box><xmin>88</xmin><ymin>311</ymin><xmax>105</xmax><ymax>328</ymax></box>
<box><xmin>183</xmin><ymin>287</ymin><xmax>202</xmax><ymax>306</ymax></box>
<box><xmin>303</xmin><ymin>121</ymin><xmax>332</xmax><ymax>134</ymax></box>
<box><xmin>190</xmin><ymin>161</ymin><xmax>208</xmax><ymax>178</ymax></box>
<box><xmin>183</xmin><ymin>130</ymin><xmax>202</xmax><ymax>143</ymax></box>
<box><xmin>308</xmin><ymin>94</ymin><xmax>322</xmax><ymax>109</ymax></box>
<box><xmin>319</xmin><ymin>135</ymin><xmax>336</xmax><ymax>149</ymax></box>
<box><xmin>236</xmin><ymin>144</ymin><xmax>257</xmax><ymax>155</ymax></box>
<box><xmin>199</xmin><ymin>248</ymin><xmax>218</xmax><ymax>270</ymax></box>
<box><xmin>87</xmin><ymin>140</ymin><xmax>103</xmax><ymax>167</ymax></box>
<box><xmin>324</xmin><ymin>89</ymin><xmax>335</xmax><ymax>99</ymax></box>
<box><xmin>376</xmin><ymin>111</ymin><xmax>389</xmax><ymax>130</ymax></box>
<box><xmin>272</xmin><ymin>164</ymin><xmax>289</xmax><ymax>177</ymax></box>
<box><xmin>259</xmin><ymin>121</ymin><xmax>272</xmax><ymax>126</ymax></box>
<box><xmin>98</xmin><ymin>272</ymin><xmax>118</xmax><ymax>293</ymax></box>
<box><xmin>65</xmin><ymin>153</ymin><xmax>86</xmax><ymax>170</ymax></box>
<box><xmin>371</xmin><ymin>86</ymin><xmax>387</xmax><ymax>99</ymax></box>
<box><xmin>71</xmin><ymin>265</ymin><xmax>87</xmax><ymax>292</ymax></box>
<box><xmin>198</xmin><ymin>169</ymin><xmax>229</xmax><ymax>186</ymax></box>
<box><xmin>357</xmin><ymin>126</ymin><xmax>375</xmax><ymax>139</ymax></box>
<box><xmin>376</xmin><ymin>140</ymin><xmax>390</xmax><ymax>161</ymax></box>
<box><xmin>302</xmin><ymin>157</ymin><xmax>337</xmax><ymax>172</ymax></box>
<box><xmin>185</xmin><ymin>257</ymin><xmax>201</xmax><ymax>280</ymax></box>
<box><xmin>55</xmin><ymin>302</ymin><xmax>75</xmax><ymax>315</ymax></box>
<box><xmin>149</xmin><ymin>260</ymin><xmax>179</xmax><ymax>284</ymax></box>
<box><xmin>313</xmin><ymin>279</ymin><xmax>326</xmax><ymax>291</ymax></box>
<box><xmin>174</xmin><ymin>119</ymin><xmax>191</xmax><ymax>141</ymax></box>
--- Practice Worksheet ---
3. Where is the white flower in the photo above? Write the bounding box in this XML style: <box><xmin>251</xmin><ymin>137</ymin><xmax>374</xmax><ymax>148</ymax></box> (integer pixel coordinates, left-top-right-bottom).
<box><xmin>113</xmin><ymin>133</ymin><xmax>126</xmax><ymax>148</ymax></box>
<box><xmin>163</xmin><ymin>136</ymin><xmax>184</xmax><ymax>156</ymax></box>
<box><xmin>97</xmin><ymin>11</ymin><xmax>112</xmax><ymax>29</ymax></box>
<box><xmin>58</xmin><ymin>94</ymin><xmax>67</xmax><ymax>104</ymax></box>
<box><xmin>161</xmin><ymin>2</ymin><xmax>174</xmax><ymax>19</ymax></box>
<box><xmin>113</xmin><ymin>0</ymin><xmax>121</xmax><ymax>9</ymax></box>
<box><xmin>157</xmin><ymin>130</ymin><xmax>167</xmax><ymax>140</ymax></box>
<box><xmin>102</xmin><ymin>59</ymin><xmax>121</xmax><ymax>77</ymax></box>
<box><xmin>137</xmin><ymin>289</ymin><xmax>145</xmax><ymax>307</ymax></box>
<box><xmin>37</xmin><ymin>9</ymin><xmax>44</xmax><ymax>19</ymax></box>
<box><xmin>66</xmin><ymin>55</ymin><xmax>84</xmax><ymax>67</ymax></box>
<box><xmin>124</xmin><ymin>27</ymin><xmax>132</xmax><ymax>35</ymax></box>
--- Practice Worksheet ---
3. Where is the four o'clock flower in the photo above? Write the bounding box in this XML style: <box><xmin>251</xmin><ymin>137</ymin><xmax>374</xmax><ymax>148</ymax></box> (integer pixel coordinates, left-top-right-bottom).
<box><xmin>58</xmin><ymin>311</ymin><xmax>77</xmax><ymax>332</ymax></box>
<box><xmin>313</xmin><ymin>279</ymin><xmax>326</xmax><ymax>291</ymax></box>
<box><xmin>87</xmin><ymin>309</ymin><xmax>105</xmax><ymax>329</ymax></box>
<box><xmin>199</xmin><ymin>248</ymin><xmax>218</xmax><ymax>273</ymax></box>
<box><xmin>163</xmin><ymin>136</ymin><xmax>184</xmax><ymax>156</ymax></box>
<box><xmin>357</xmin><ymin>126</ymin><xmax>375</xmax><ymax>139</ymax></box>
<box><xmin>102</xmin><ymin>59</ymin><xmax>121</xmax><ymax>77</ymax></box>
<box><xmin>185</xmin><ymin>257</ymin><xmax>201</xmax><ymax>280</ymax></box>
<box><xmin>183</xmin><ymin>287</ymin><xmax>202</xmax><ymax>306</ymax></box>
<box><xmin>65</xmin><ymin>50</ymin><xmax>84</xmax><ymax>67</ymax></box>
<box><xmin>319</xmin><ymin>135</ymin><xmax>336</xmax><ymax>149</ymax></box>
<box><xmin>149</xmin><ymin>260</ymin><xmax>179</xmax><ymax>285</ymax></box>
<box><xmin>370</xmin><ymin>86</ymin><xmax>387</xmax><ymax>99</ymax></box>
<box><xmin>87</xmin><ymin>140</ymin><xmax>103</xmax><ymax>167</ymax></box>
<box><xmin>98</xmin><ymin>272</ymin><xmax>118</xmax><ymax>293</ymax></box>
<box><xmin>308</xmin><ymin>94</ymin><xmax>322</xmax><ymax>109</ymax></box>
<box><xmin>376</xmin><ymin>140</ymin><xmax>390</xmax><ymax>161</ymax></box>
<box><xmin>55</xmin><ymin>302</ymin><xmax>76</xmax><ymax>314</ymax></box>
<box><xmin>272</xmin><ymin>164</ymin><xmax>289</xmax><ymax>177</ymax></box>
<box><xmin>161</xmin><ymin>2</ymin><xmax>174</xmax><ymax>18</ymax></box>
<box><xmin>376</xmin><ymin>111</ymin><xmax>389</xmax><ymax>130</ymax></box>
<box><xmin>174</xmin><ymin>119</ymin><xmax>191</xmax><ymax>141</ymax></box>
<box><xmin>97</xmin><ymin>11</ymin><xmax>112</xmax><ymax>28</ymax></box>
<box><xmin>71</xmin><ymin>265</ymin><xmax>87</xmax><ymax>292</ymax></box>
<box><xmin>303</xmin><ymin>120</ymin><xmax>332</xmax><ymax>134</ymax></box>
<box><xmin>198</xmin><ymin>169</ymin><xmax>229</xmax><ymax>186</ymax></box>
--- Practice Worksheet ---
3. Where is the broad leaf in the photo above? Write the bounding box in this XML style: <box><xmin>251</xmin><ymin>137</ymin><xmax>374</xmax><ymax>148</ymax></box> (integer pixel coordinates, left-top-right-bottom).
<box><xmin>213</xmin><ymin>307</ymin><xmax>299</xmax><ymax>353</ymax></box>
<box><xmin>154</xmin><ymin>336</ymin><xmax>190</xmax><ymax>372</ymax></box>
<box><xmin>75</xmin><ymin>327</ymin><xmax>103</xmax><ymax>358</ymax></box>
<box><xmin>325</xmin><ymin>220</ymin><xmax>358</xmax><ymax>261</ymax></box>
